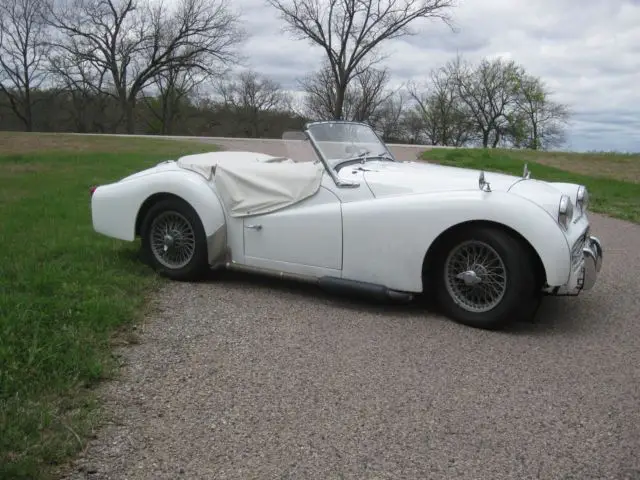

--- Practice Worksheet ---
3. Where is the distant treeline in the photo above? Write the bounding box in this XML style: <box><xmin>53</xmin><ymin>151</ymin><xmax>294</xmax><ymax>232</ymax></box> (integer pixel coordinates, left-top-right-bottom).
<box><xmin>0</xmin><ymin>89</ymin><xmax>308</xmax><ymax>139</ymax></box>
<box><xmin>0</xmin><ymin>0</ymin><xmax>569</xmax><ymax>148</ymax></box>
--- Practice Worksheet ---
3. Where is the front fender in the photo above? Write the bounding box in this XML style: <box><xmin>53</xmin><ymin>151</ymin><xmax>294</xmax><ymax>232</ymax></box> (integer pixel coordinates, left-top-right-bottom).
<box><xmin>91</xmin><ymin>169</ymin><xmax>226</xmax><ymax>242</ymax></box>
<box><xmin>341</xmin><ymin>190</ymin><xmax>571</xmax><ymax>292</ymax></box>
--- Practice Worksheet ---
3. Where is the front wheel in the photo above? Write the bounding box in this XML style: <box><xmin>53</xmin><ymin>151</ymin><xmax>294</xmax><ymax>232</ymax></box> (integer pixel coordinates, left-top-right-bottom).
<box><xmin>433</xmin><ymin>227</ymin><xmax>539</xmax><ymax>330</ymax></box>
<box><xmin>140</xmin><ymin>197</ymin><xmax>209</xmax><ymax>281</ymax></box>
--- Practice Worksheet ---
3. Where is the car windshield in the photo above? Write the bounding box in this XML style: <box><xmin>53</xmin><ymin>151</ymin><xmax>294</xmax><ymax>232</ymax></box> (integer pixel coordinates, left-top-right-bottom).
<box><xmin>305</xmin><ymin>121</ymin><xmax>395</xmax><ymax>168</ymax></box>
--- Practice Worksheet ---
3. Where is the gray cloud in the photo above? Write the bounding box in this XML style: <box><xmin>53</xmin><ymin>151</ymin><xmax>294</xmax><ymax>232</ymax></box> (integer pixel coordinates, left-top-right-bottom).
<box><xmin>233</xmin><ymin>0</ymin><xmax>640</xmax><ymax>152</ymax></box>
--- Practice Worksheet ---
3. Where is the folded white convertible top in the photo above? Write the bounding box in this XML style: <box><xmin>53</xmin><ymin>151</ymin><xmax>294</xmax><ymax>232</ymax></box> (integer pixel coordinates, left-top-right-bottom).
<box><xmin>177</xmin><ymin>151</ymin><xmax>285</xmax><ymax>179</ymax></box>
<box><xmin>176</xmin><ymin>151</ymin><xmax>325</xmax><ymax>217</ymax></box>
<box><xmin>214</xmin><ymin>160</ymin><xmax>324</xmax><ymax>217</ymax></box>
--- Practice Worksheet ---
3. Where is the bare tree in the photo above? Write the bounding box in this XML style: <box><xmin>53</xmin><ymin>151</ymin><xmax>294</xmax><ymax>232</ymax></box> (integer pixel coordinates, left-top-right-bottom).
<box><xmin>299</xmin><ymin>62</ymin><xmax>391</xmax><ymax>123</ymax></box>
<box><xmin>450</xmin><ymin>55</ymin><xmax>522</xmax><ymax>148</ymax></box>
<box><xmin>47</xmin><ymin>0</ymin><xmax>244</xmax><ymax>133</ymax></box>
<box><xmin>298</xmin><ymin>63</ymin><xmax>337</xmax><ymax>120</ymax></box>
<box><xmin>49</xmin><ymin>52</ymin><xmax>114</xmax><ymax>132</ymax></box>
<box><xmin>217</xmin><ymin>70</ymin><xmax>290</xmax><ymax>137</ymax></box>
<box><xmin>348</xmin><ymin>67</ymin><xmax>392</xmax><ymax>122</ymax></box>
<box><xmin>513</xmin><ymin>74</ymin><xmax>569</xmax><ymax>150</ymax></box>
<box><xmin>408</xmin><ymin>66</ymin><xmax>472</xmax><ymax>146</ymax></box>
<box><xmin>0</xmin><ymin>0</ymin><xmax>50</xmax><ymax>131</ymax></box>
<box><xmin>267</xmin><ymin>0</ymin><xmax>456</xmax><ymax>120</ymax></box>
<box><xmin>370</xmin><ymin>88</ymin><xmax>408</xmax><ymax>141</ymax></box>
<box><xmin>401</xmin><ymin>107</ymin><xmax>425</xmax><ymax>143</ymax></box>
<box><xmin>143</xmin><ymin>66</ymin><xmax>205</xmax><ymax>135</ymax></box>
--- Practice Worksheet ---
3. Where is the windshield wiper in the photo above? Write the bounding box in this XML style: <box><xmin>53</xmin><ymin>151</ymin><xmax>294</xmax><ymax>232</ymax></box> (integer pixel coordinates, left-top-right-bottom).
<box><xmin>355</xmin><ymin>149</ymin><xmax>370</xmax><ymax>161</ymax></box>
<box><xmin>335</xmin><ymin>149</ymin><xmax>395</xmax><ymax>170</ymax></box>
<box><xmin>376</xmin><ymin>151</ymin><xmax>395</xmax><ymax>161</ymax></box>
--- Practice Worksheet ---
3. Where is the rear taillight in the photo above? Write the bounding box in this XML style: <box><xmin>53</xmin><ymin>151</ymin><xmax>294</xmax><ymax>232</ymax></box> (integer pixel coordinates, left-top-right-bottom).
<box><xmin>89</xmin><ymin>185</ymin><xmax>98</xmax><ymax>197</ymax></box>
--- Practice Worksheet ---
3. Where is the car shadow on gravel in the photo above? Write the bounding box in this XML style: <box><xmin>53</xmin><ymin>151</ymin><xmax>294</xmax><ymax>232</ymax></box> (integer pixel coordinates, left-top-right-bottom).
<box><xmin>201</xmin><ymin>268</ymin><xmax>579</xmax><ymax>335</ymax></box>
<box><xmin>203</xmin><ymin>268</ymin><xmax>429</xmax><ymax>315</ymax></box>
<box><xmin>504</xmin><ymin>296</ymin><xmax>588</xmax><ymax>335</ymax></box>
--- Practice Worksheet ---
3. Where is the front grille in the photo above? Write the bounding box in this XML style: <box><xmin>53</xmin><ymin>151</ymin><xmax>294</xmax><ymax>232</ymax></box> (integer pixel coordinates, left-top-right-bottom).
<box><xmin>571</xmin><ymin>233</ymin><xmax>586</xmax><ymax>270</ymax></box>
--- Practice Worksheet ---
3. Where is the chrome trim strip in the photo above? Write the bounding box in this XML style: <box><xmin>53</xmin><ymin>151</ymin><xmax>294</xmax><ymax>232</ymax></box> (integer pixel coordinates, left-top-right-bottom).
<box><xmin>304</xmin><ymin>128</ymin><xmax>360</xmax><ymax>188</ymax></box>
<box><xmin>225</xmin><ymin>262</ymin><xmax>320</xmax><ymax>284</ymax></box>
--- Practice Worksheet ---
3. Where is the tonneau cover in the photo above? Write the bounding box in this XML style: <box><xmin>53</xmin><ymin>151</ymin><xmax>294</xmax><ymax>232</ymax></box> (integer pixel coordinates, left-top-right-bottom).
<box><xmin>176</xmin><ymin>151</ymin><xmax>325</xmax><ymax>217</ymax></box>
<box><xmin>214</xmin><ymin>160</ymin><xmax>324</xmax><ymax>217</ymax></box>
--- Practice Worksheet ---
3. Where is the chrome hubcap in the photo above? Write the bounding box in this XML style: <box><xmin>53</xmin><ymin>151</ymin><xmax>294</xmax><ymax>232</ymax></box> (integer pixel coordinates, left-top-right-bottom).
<box><xmin>444</xmin><ymin>240</ymin><xmax>507</xmax><ymax>313</ymax></box>
<box><xmin>150</xmin><ymin>211</ymin><xmax>196</xmax><ymax>269</ymax></box>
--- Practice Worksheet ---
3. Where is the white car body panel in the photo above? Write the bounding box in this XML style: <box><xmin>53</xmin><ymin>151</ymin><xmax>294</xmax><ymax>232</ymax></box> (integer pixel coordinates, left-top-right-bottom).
<box><xmin>92</xmin><ymin>164</ymin><xmax>225</xmax><ymax>242</ymax></box>
<box><xmin>339</xmin><ymin>189</ymin><xmax>571</xmax><ymax>292</ymax></box>
<box><xmin>90</xmin><ymin>122</ymin><xmax>603</xmax><ymax>305</ymax></box>
<box><xmin>242</xmin><ymin>185</ymin><xmax>342</xmax><ymax>272</ymax></box>
<box><xmin>357</xmin><ymin>160</ymin><xmax>522</xmax><ymax>196</ymax></box>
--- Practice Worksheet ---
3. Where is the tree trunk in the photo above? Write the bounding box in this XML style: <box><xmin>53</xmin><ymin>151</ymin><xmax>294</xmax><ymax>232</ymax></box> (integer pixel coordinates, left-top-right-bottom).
<box><xmin>24</xmin><ymin>111</ymin><xmax>33</xmax><ymax>132</ymax></box>
<box><xmin>24</xmin><ymin>105</ymin><xmax>33</xmax><ymax>132</ymax></box>
<box><xmin>124</xmin><ymin>99</ymin><xmax>135</xmax><ymax>134</ymax></box>
<box><xmin>334</xmin><ymin>85</ymin><xmax>345</xmax><ymax>120</ymax></box>
<box><xmin>482</xmin><ymin>129</ymin><xmax>489</xmax><ymax>147</ymax></box>
<box><xmin>120</xmin><ymin>89</ymin><xmax>136</xmax><ymax>134</ymax></box>
<box><xmin>531</xmin><ymin>122</ymin><xmax>539</xmax><ymax>150</ymax></box>
<box><xmin>23</xmin><ymin>77</ymin><xmax>33</xmax><ymax>132</ymax></box>
<box><xmin>492</xmin><ymin>130</ymin><xmax>500</xmax><ymax>148</ymax></box>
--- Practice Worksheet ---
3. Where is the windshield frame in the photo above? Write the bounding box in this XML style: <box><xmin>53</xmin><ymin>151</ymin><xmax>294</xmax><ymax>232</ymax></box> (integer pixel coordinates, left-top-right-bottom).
<box><xmin>303</xmin><ymin>121</ymin><xmax>397</xmax><ymax>186</ymax></box>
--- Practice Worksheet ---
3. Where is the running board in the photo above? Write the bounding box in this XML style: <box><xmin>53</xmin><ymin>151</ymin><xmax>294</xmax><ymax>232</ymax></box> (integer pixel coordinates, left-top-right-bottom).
<box><xmin>224</xmin><ymin>263</ymin><xmax>414</xmax><ymax>303</ymax></box>
<box><xmin>318</xmin><ymin>276</ymin><xmax>414</xmax><ymax>303</ymax></box>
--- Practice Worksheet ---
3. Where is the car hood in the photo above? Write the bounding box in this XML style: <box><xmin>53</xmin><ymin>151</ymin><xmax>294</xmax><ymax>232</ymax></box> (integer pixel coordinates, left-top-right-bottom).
<box><xmin>359</xmin><ymin>160</ymin><xmax>524</xmax><ymax>196</ymax></box>
<box><xmin>359</xmin><ymin>160</ymin><xmax>577</xmax><ymax>220</ymax></box>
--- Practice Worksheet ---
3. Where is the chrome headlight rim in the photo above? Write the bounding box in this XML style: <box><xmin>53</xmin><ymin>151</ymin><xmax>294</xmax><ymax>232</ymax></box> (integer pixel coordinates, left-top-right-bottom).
<box><xmin>558</xmin><ymin>194</ymin><xmax>574</xmax><ymax>230</ymax></box>
<box><xmin>576</xmin><ymin>185</ymin><xmax>589</xmax><ymax>212</ymax></box>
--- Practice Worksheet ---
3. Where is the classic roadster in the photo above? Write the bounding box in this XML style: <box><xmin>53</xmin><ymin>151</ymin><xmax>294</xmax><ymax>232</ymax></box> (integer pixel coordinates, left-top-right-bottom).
<box><xmin>90</xmin><ymin>121</ymin><xmax>603</xmax><ymax>329</ymax></box>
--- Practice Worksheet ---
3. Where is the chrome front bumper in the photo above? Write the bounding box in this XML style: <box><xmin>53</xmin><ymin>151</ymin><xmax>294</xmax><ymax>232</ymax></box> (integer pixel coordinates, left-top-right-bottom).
<box><xmin>544</xmin><ymin>235</ymin><xmax>603</xmax><ymax>296</ymax></box>
<box><xmin>581</xmin><ymin>235</ymin><xmax>603</xmax><ymax>290</ymax></box>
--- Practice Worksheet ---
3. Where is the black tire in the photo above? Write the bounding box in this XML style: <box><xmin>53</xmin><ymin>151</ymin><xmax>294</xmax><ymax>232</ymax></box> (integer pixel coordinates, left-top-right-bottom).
<box><xmin>139</xmin><ymin>197</ymin><xmax>209</xmax><ymax>281</ymax></box>
<box><xmin>432</xmin><ymin>226</ymin><xmax>539</xmax><ymax>330</ymax></box>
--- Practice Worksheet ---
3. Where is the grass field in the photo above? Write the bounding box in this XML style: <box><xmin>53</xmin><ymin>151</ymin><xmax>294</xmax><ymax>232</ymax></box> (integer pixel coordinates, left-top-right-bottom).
<box><xmin>0</xmin><ymin>133</ymin><xmax>215</xmax><ymax>479</ymax></box>
<box><xmin>422</xmin><ymin>148</ymin><xmax>640</xmax><ymax>223</ymax></box>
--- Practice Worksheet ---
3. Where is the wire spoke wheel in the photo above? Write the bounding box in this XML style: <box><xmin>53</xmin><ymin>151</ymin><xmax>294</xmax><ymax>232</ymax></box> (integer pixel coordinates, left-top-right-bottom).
<box><xmin>444</xmin><ymin>240</ymin><xmax>508</xmax><ymax>313</ymax></box>
<box><xmin>149</xmin><ymin>210</ymin><xmax>196</xmax><ymax>269</ymax></box>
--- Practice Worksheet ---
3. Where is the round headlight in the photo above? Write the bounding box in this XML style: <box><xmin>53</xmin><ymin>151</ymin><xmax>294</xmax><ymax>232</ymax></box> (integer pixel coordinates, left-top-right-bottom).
<box><xmin>576</xmin><ymin>185</ymin><xmax>589</xmax><ymax>211</ymax></box>
<box><xmin>558</xmin><ymin>194</ymin><xmax>574</xmax><ymax>229</ymax></box>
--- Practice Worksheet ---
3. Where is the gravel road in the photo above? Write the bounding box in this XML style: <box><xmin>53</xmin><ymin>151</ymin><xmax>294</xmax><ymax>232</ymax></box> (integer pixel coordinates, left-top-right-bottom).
<box><xmin>63</xmin><ymin>140</ymin><xmax>640</xmax><ymax>479</ymax></box>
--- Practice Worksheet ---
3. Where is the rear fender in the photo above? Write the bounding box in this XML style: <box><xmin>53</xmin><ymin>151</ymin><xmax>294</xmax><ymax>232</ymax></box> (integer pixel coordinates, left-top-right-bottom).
<box><xmin>341</xmin><ymin>190</ymin><xmax>571</xmax><ymax>292</ymax></box>
<box><xmin>91</xmin><ymin>170</ymin><xmax>226</xmax><ymax>248</ymax></box>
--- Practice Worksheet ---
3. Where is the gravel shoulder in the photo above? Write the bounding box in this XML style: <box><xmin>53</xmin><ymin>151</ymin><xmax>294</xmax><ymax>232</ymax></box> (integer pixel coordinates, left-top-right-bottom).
<box><xmin>61</xmin><ymin>212</ymin><xmax>640</xmax><ymax>480</ymax></box>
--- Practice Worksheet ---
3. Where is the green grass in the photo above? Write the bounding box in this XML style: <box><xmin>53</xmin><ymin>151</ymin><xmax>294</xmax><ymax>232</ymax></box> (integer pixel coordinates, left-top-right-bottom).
<box><xmin>422</xmin><ymin>148</ymin><xmax>640</xmax><ymax>224</ymax></box>
<box><xmin>0</xmin><ymin>135</ymin><xmax>215</xmax><ymax>479</ymax></box>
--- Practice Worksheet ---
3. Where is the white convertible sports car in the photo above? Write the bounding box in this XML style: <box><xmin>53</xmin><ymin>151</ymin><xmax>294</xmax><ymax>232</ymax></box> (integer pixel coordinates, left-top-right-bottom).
<box><xmin>90</xmin><ymin>121</ymin><xmax>603</xmax><ymax>329</ymax></box>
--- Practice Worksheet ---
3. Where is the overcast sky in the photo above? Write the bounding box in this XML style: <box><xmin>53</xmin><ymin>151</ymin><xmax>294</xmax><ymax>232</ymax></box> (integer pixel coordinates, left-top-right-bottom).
<box><xmin>234</xmin><ymin>0</ymin><xmax>639</xmax><ymax>152</ymax></box>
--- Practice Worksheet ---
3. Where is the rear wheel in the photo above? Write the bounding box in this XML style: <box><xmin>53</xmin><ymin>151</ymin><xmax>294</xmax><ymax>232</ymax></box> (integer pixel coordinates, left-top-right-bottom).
<box><xmin>140</xmin><ymin>197</ymin><xmax>208</xmax><ymax>281</ymax></box>
<box><xmin>433</xmin><ymin>227</ymin><xmax>539</xmax><ymax>330</ymax></box>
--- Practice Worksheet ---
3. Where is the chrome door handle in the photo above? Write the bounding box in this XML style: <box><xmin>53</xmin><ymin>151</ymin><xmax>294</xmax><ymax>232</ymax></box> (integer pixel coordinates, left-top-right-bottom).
<box><xmin>245</xmin><ymin>224</ymin><xmax>262</xmax><ymax>230</ymax></box>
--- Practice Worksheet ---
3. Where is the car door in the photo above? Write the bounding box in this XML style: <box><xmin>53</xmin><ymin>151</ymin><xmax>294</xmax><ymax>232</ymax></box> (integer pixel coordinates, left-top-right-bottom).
<box><xmin>242</xmin><ymin>185</ymin><xmax>343</xmax><ymax>276</ymax></box>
